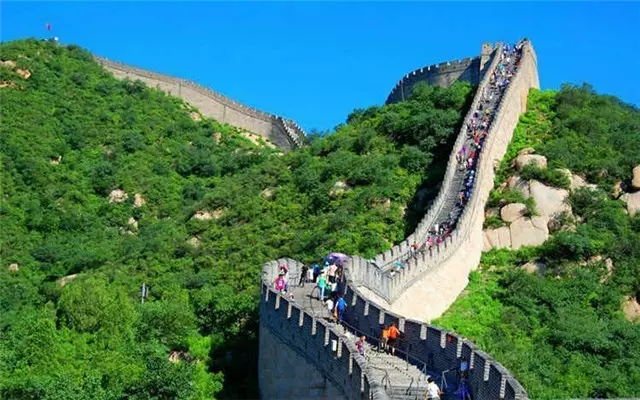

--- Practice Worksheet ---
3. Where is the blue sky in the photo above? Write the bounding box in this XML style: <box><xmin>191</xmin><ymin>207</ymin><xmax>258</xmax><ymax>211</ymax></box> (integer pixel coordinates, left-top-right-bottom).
<box><xmin>2</xmin><ymin>2</ymin><xmax>639</xmax><ymax>132</ymax></box>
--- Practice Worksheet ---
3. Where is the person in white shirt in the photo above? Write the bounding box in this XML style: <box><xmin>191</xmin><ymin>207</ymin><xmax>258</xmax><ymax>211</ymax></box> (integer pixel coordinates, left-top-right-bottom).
<box><xmin>424</xmin><ymin>376</ymin><xmax>441</xmax><ymax>400</ymax></box>
<box><xmin>325</xmin><ymin>298</ymin><xmax>334</xmax><ymax>314</ymax></box>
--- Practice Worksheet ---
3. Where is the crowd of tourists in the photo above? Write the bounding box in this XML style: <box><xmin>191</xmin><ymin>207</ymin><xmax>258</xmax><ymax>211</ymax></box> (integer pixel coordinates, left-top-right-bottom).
<box><xmin>272</xmin><ymin>253</ymin><xmax>349</xmax><ymax>322</ymax></box>
<box><xmin>386</xmin><ymin>41</ymin><xmax>526</xmax><ymax>278</ymax></box>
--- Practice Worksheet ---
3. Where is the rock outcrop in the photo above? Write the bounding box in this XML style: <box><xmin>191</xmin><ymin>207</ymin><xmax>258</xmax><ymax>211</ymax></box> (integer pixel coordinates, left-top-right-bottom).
<box><xmin>506</xmin><ymin>175</ymin><xmax>530</xmax><ymax>198</ymax></box>
<box><xmin>621</xmin><ymin>192</ymin><xmax>640</xmax><ymax>216</ymax></box>
<box><xmin>483</xmin><ymin>227</ymin><xmax>511</xmax><ymax>251</ymax></box>
<box><xmin>108</xmin><ymin>189</ymin><xmax>128</xmax><ymax>204</ymax></box>
<box><xmin>8</xmin><ymin>263</ymin><xmax>19</xmax><ymax>273</ymax></box>
<box><xmin>632</xmin><ymin>165</ymin><xmax>640</xmax><ymax>190</ymax></box>
<box><xmin>329</xmin><ymin>181</ymin><xmax>352</xmax><ymax>197</ymax></box>
<box><xmin>500</xmin><ymin>203</ymin><xmax>527</xmax><ymax>222</ymax></box>
<box><xmin>514</xmin><ymin>154</ymin><xmax>547</xmax><ymax>170</ymax></box>
<box><xmin>509</xmin><ymin>215</ymin><xmax>549</xmax><ymax>250</ymax></box>
<box><xmin>529</xmin><ymin>180</ymin><xmax>571</xmax><ymax>218</ymax></box>
<box><xmin>134</xmin><ymin>193</ymin><xmax>146</xmax><ymax>207</ymax></box>
<box><xmin>521</xmin><ymin>260</ymin><xmax>546</xmax><ymax>274</ymax></box>
<box><xmin>622</xmin><ymin>296</ymin><xmax>640</xmax><ymax>323</ymax></box>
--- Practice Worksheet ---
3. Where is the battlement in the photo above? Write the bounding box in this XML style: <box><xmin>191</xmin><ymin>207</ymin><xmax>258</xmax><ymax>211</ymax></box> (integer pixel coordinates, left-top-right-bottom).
<box><xmin>260</xmin><ymin>258</ymin><xmax>527</xmax><ymax>399</ymax></box>
<box><xmin>259</xmin><ymin>258</ymin><xmax>389</xmax><ymax>400</ymax></box>
<box><xmin>94</xmin><ymin>56</ymin><xmax>306</xmax><ymax>151</ymax></box>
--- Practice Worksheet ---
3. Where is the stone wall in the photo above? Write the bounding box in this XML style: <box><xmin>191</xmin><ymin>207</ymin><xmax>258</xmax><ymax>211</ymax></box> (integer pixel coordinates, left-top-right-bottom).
<box><xmin>95</xmin><ymin>57</ymin><xmax>305</xmax><ymax>152</ymax></box>
<box><xmin>385</xmin><ymin>43</ymin><xmax>495</xmax><ymax>104</ymax></box>
<box><xmin>259</xmin><ymin>259</ymin><xmax>389</xmax><ymax>400</ymax></box>
<box><xmin>260</xmin><ymin>258</ymin><xmax>528</xmax><ymax>399</ymax></box>
<box><xmin>347</xmin><ymin>41</ymin><xmax>540</xmax><ymax>321</ymax></box>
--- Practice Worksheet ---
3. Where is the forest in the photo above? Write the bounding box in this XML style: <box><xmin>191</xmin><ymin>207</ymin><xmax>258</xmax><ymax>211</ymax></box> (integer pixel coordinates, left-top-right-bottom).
<box><xmin>436</xmin><ymin>86</ymin><xmax>640</xmax><ymax>399</ymax></box>
<box><xmin>0</xmin><ymin>39</ymin><xmax>473</xmax><ymax>399</ymax></box>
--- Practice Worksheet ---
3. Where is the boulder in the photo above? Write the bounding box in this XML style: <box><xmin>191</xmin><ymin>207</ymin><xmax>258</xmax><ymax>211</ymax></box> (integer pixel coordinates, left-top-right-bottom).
<box><xmin>633</xmin><ymin>165</ymin><xmax>640</xmax><ymax>190</ymax></box>
<box><xmin>482</xmin><ymin>227</ymin><xmax>511</xmax><ymax>251</ymax></box>
<box><xmin>500</xmin><ymin>203</ymin><xmax>527</xmax><ymax>223</ymax></box>
<box><xmin>8</xmin><ymin>263</ymin><xmax>19</xmax><ymax>273</ymax></box>
<box><xmin>190</xmin><ymin>111</ymin><xmax>202</xmax><ymax>122</ymax></box>
<box><xmin>193</xmin><ymin>211</ymin><xmax>213</xmax><ymax>221</ymax></box>
<box><xmin>187</xmin><ymin>236</ymin><xmax>201</xmax><ymax>248</ymax></box>
<box><xmin>622</xmin><ymin>296</ymin><xmax>640</xmax><ymax>323</ymax></box>
<box><xmin>514</xmin><ymin>154</ymin><xmax>547</xmax><ymax>171</ymax></box>
<box><xmin>621</xmin><ymin>192</ymin><xmax>640</xmax><ymax>216</ymax></box>
<box><xmin>128</xmin><ymin>217</ymin><xmax>138</xmax><ymax>229</ymax></box>
<box><xmin>260</xmin><ymin>188</ymin><xmax>274</xmax><ymax>199</ymax></box>
<box><xmin>517</xmin><ymin>147</ymin><xmax>536</xmax><ymax>156</ymax></box>
<box><xmin>212</xmin><ymin>132</ymin><xmax>222</xmax><ymax>143</ymax></box>
<box><xmin>510</xmin><ymin>215</ymin><xmax>549</xmax><ymax>250</ymax></box>
<box><xmin>15</xmin><ymin>69</ymin><xmax>31</xmax><ymax>79</ymax></box>
<box><xmin>192</xmin><ymin>209</ymin><xmax>225</xmax><ymax>221</ymax></box>
<box><xmin>330</xmin><ymin>181</ymin><xmax>352</xmax><ymax>197</ymax></box>
<box><xmin>108</xmin><ymin>189</ymin><xmax>128</xmax><ymax>204</ymax></box>
<box><xmin>50</xmin><ymin>155</ymin><xmax>62</xmax><ymax>165</ymax></box>
<box><xmin>569</xmin><ymin>173</ymin><xmax>586</xmax><ymax>191</ymax></box>
<box><xmin>612</xmin><ymin>180</ymin><xmax>623</xmax><ymax>199</ymax></box>
<box><xmin>134</xmin><ymin>193</ymin><xmax>146</xmax><ymax>207</ymax></box>
<box><xmin>506</xmin><ymin>175</ymin><xmax>530</xmax><ymax>198</ymax></box>
<box><xmin>0</xmin><ymin>60</ymin><xmax>16</xmax><ymax>68</ymax></box>
<box><xmin>529</xmin><ymin>180</ymin><xmax>571</xmax><ymax>218</ymax></box>
<box><xmin>521</xmin><ymin>260</ymin><xmax>546</xmax><ymax>274</ymax></box>
<box><xmin>58</xmin><ymin>274</ymin><xmax>78</xmax><ymax>288</ymax></box>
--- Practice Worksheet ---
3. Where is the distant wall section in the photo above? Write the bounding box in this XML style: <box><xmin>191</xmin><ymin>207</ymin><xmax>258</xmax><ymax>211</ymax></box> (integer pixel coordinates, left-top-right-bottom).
<box><xmin>95</xmin><ymin>57</ymin><xmax>305</xmax><ymax>151</ymax></box>
<box><xmin>386</xmin><ymin>43</ymin><xmax>495</xmax><ymax>104</ymax></box>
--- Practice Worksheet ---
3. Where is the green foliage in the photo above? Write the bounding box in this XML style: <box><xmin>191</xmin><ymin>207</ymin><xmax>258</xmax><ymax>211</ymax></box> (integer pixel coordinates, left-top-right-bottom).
<box><xmin>437</xmin><ymin>87</ymin><xmax>640</xmax><ymax>399</ymax></box>
<box><xmin>0</xmin><ymin>39</ymin><xmax>475</xmax><ymax>398</ymax></box>
<box><xmin>519</xmin><ymin>164</ymin><xmax>571</xmax><ymax>189</ymax></box>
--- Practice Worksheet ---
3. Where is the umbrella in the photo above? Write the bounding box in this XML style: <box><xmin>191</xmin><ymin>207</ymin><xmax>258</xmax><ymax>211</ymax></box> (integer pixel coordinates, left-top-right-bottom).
<box><xmin>328</xmin><ymin>252</ymin><xmax>349</xmax><ymax>260</ymax></box>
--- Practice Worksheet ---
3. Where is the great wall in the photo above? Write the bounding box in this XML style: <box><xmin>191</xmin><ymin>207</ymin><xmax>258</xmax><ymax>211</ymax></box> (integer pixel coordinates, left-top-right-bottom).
<box><xmin>99</xmin><ymin>40</ymin><xmax>539</xmax><ymax>399</ymax></box>
<box><xmin>94</xmin><ymin>56</ymin><xmax>306</xmax><ymax>151</ymax></box>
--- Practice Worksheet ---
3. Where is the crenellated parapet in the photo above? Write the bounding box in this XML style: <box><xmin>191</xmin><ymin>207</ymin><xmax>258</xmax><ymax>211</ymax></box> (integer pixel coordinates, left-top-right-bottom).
<box><xmin>385</xmin><ymin>43</ymin><xmax>498</xmax><ymax>104</ymax></box>
<box><xmin>94</xmin><ymin>56</ymin><xmax>306</xmax><ymax>151</ymax></box>
<box><xmin>259</xmin><ymin>258</ymin><xmax>528</xmax><ymax>399</ymax></box>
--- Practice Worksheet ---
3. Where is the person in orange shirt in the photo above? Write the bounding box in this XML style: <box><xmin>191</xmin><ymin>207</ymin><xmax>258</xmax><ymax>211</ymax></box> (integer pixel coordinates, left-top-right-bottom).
<box><xmin>387</xmin><ymin>322</ymin><xmax>400</xmax><ymax>356</ymax></box>
<box><xmin>381</xmin><ymin>325</ymin><xmax>390</xmax><ymax>354</ymax></box>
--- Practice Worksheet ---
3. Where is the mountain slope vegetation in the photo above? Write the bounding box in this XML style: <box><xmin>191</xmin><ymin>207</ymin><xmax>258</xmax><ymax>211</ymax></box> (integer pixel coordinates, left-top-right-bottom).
<box><xmin>0</xmin><ymin>39</ymin><xmax>473</xmax><ymax>399</ymax></box>
<box><xmin>435</xmin><ymin>86</ymin><xmax>640</xmax><ymax>399</ymax></box>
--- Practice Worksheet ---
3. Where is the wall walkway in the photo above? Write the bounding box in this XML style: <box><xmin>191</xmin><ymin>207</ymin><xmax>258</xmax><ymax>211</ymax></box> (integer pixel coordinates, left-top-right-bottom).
<box><xmin>348</xmin><ymin>40</ymin><xmax>539</xmax><ymax>321</ymax></box>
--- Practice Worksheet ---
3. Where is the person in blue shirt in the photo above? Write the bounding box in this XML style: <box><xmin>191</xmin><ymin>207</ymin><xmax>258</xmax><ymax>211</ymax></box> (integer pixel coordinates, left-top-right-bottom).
<box><xmin>335</xmin><ymin>294</ymin><xmax>347</xmax><ymax>324</ymax></box>
<box><xmin>312</xmin><ymin>264</ymin><xmax>320</xmax><ymax>283</ymax></box>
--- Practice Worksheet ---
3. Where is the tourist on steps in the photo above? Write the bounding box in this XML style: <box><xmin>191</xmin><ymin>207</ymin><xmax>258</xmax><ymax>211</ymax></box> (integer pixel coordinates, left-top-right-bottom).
<box><xmin>317</xmin><ymin>272</ymin><xmax>327</xmax><ymax>301</ymax></box>
<box><xmin>335</xmin><ymin>294</ymin><xmax>347</xmax><ymax>324</ymax></box>
<box><xmin>387</xmin><ymin>322</ymin><xmax>400</xmax><ymax>356</ymax></box>
<box><xmin>425</xmin><ymin>376</ymin><xmax>441</xmax><ymax>400</ymax></box>
<box><xmin>298</xmin><ymin>264</ymin><xmax>308</xmax><ymax>287</ymax></box>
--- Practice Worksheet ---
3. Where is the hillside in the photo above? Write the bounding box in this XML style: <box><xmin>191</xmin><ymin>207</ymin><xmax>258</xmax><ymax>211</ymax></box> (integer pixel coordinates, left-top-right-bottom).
<box><xmin>0</xmin><ymin>39</ymin><xmax>474</xmax><ymax>399</ymax></box>
<box><xmin>435</xmin><ymin>86</ymin><xmax>640</xmax><ymax>399</ymax></box>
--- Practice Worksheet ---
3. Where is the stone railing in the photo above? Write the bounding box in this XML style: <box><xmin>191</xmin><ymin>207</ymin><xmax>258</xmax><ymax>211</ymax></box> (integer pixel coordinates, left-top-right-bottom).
<box><xmin>345</xmin><ymin>42</ymin><xmax>506</xmax><ymax>302</ymax></box>
<box><xmin>94</xmin><ymin>56</ymin><xmax>306</xmax><ymax>151</ymax></box>
<box><xmin>259</xmin><ymin>258</ymin><xmax>528</xmax><ymax>399</ymax></box>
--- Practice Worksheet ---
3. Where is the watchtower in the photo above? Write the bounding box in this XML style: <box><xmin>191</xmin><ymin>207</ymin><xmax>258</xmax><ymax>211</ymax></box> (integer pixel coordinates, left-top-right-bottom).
<box><xmin>480</xmin><ymin>42</ymin><xmax>493</xmax><ymax>72</ymax></box>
